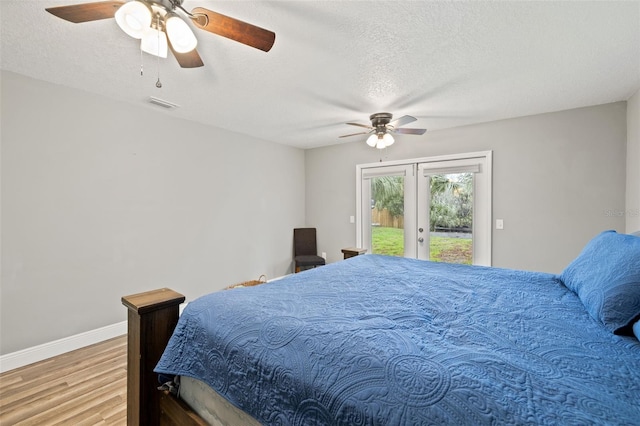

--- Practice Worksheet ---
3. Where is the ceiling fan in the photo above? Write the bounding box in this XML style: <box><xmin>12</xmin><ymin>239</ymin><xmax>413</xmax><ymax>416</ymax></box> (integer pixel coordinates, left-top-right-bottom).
<box><xmin>45</xmin><ymin>0</ymin><xmax>276</xmax><ymax>68</ymax></box>
<box><xmin>339</xmin><ymin>112</ymin><xmax>427</xmax><ymax>149</ymax></box>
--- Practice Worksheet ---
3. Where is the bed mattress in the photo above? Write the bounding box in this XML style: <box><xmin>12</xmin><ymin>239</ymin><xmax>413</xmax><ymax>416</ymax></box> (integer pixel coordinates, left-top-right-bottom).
<box><xmin>179</xmin><ymin>375</ymin><xmax>261</xmax><ymax>425</ymax></box>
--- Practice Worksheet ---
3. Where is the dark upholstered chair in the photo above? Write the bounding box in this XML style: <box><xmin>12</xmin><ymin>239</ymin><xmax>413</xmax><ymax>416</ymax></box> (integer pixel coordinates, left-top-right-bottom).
<box><xmin>294</xmin><ymin>228</ymin><xmax>325</xmax><ymax>273</ymax></box>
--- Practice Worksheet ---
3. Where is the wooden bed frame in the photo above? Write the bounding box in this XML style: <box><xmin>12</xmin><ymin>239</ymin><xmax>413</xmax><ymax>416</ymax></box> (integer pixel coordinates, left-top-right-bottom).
<box><xmin>122</xmin><ymin>288</ymin><xmax>209</xmax><ymax>426</ymax></box>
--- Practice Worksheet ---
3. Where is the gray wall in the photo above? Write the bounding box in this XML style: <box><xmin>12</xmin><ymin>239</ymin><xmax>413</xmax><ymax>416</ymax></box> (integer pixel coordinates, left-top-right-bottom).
<box><xmin>627</xmin><ymin>89</ymin><xmax>640</xmax><ymax>233</ymax></box>
<box><xmin>1</xmin><ymin>71</ymin><xmax>305</xmax><ymax>355</ymax></box>
<box><xmin>306</xmin><ymin>102</ymin><xmax>628</xmax><ymax>274</ymax></box>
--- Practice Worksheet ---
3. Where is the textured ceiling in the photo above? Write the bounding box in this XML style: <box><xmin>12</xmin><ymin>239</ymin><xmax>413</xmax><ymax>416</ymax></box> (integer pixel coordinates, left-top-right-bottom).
<box><xmin>1</xmin><ymin>0</ymin><xmax>639</xmax><ymax>149</ymax></box>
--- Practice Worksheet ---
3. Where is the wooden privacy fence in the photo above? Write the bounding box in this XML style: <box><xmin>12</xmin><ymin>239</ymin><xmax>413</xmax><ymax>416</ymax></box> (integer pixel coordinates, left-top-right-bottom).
<box><xmin>372</xmin><ymin>208</ymin><xmax>404</xmax><ymax>229</ymax></box>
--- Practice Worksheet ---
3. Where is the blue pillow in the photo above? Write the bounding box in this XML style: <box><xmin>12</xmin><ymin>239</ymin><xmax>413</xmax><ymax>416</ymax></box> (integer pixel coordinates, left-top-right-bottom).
<box><xmin>560</xmin><ymin>230</ymin><xmax>640</xmax><ymax>333</ymax></box>
<box><xmin>634</xmin><ymin>320</ymin><xmax>640</xmax><ymax>341</ymax></box>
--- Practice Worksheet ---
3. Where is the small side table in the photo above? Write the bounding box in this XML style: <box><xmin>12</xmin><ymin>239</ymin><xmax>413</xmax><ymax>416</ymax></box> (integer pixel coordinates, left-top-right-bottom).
<box><xmin>341</xmin><ymin>247</ymin><xmax>367</xmax><ymax>259</ymax></box>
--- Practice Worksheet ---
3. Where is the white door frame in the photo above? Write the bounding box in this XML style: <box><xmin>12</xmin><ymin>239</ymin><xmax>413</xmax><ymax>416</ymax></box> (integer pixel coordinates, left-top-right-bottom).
<box><xmin>356</xmin><ymin>151</ymin><xmax>493</xmax><ymax>265</ymax></box>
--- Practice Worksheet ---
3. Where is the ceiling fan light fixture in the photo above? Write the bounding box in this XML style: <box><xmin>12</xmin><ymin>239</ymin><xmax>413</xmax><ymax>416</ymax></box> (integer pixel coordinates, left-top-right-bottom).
<box><xmin>165</xmin><ymin>13</ymin><xmax>198</xmax><ymax>53</ymax></box>
<box><xmin>141</xmin><ymin>26</ymin><xmax>168</xmax><ymax>58</ymax></box>
<box><xmin>115</xmin><ymin>1</ymin><xmax>152</xmax><ymax>39</ymax></box>
<box><xmin>367</xmin><ymin>132</ymin><xmax>394</xmax><ymax>149</ymax></box>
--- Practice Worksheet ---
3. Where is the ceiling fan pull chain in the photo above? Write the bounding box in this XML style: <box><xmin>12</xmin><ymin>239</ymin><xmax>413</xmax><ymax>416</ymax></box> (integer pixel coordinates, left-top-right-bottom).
<box><xmin>140</xmin><ymin>45</ymin><xmax>144</xmax><ymax>77</ymax></box>
<box><xmin>155</xmin><ymin>56</ymin><xmax>162</xmax><ymax>87</ymax></box>
<box><xmin>156</xmin><ymin>49</ymin><xmax>162</xmax><ymax>87</ymax></box>
<box><xmin>155</xmin><ymin>14</ymin><xmax>162</xmax><ymax>88</ymax></box>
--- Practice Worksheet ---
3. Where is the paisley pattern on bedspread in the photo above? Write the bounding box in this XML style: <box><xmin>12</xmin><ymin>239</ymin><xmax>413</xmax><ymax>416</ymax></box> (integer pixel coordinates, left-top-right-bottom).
<box><xmin>155</xmin><ymin>255</ymin><xmax>640</xmax><ymax>425</ymax></box>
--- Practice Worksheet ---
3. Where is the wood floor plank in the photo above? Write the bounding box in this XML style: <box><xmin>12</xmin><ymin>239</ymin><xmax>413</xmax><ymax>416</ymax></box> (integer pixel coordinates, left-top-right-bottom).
<box><xmin>13</xmin><ymin>340</ymin><xmax>126</xmax><ymax>387</ymax></box>
<box><xmin>2</xmin><ymin>357</ymin><xmax>125</xmax><ymax>416</ymax></box>
<box><xmin>103</xmin><ymin>407</ymin><xmax>127</xmax><ymax>425</ymax></box>
<box><xmin>0</xmin><ymin>374</ymin><xmax>24</xmax><ymax>387</ymax></box>
<box><xmin>4</xmin><ymin>362</ymin><xmax>126</xmax><ymax>424</ymax></box>
<box><xmin>0</xmin><ymin>383</ymin><xmax>71</xmax><ymax>419</ymax></box>
<box><xmin>43</xmin><ymin>392</ymin><xmax>122</xmax><ymax>426</ymax></box>
<box><xmin>0</xmin><ymin>336</ymin><xmax>127</xmax><ymax>426</ymax></box>
<box><xmin>7</xmin><ymin>367</ymin><xmax>126</xmax><ymax>424</ymax></box>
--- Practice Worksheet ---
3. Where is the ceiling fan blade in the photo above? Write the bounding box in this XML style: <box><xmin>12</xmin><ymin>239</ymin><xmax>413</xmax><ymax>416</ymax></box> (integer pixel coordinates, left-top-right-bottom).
<box><xmin>393</xmin><ymin>128</ymin><xmax>427</xmax><ymax>135</ymax></box>
<box><xmin>169</xmin><ymin>42</ymin><xmax>204</xmax><ymax>68</ymax></box>
<box><xmin>346</xmin><ymin>122</ymin><xmax>374</xmax><ymax>130</ymax></box>
<box><xmin>389</xmin><ymin>115</ymin><xmax>417</xmax><ymax>128</ymax></box>
<box><xmin>46</xmin><ymin>1</ymin><xmax>124</xmax><ymax>23</ymax></box>
<box><xmin>190</xmin><ymin>7</ymin><xmax>275</xmax><ymax>52</ymax></box>
<box><xmin>339</xmin><ymin>131</ymin><xmax>372</xmax><ymax>138</ymax></box>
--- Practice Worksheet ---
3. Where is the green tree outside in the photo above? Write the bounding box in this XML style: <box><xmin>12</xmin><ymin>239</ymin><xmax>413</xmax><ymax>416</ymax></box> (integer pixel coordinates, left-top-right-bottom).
<box><xmin>370</xmin><ymin>173</ymin><xmax>473</xmax><ymax>264</ymax></box>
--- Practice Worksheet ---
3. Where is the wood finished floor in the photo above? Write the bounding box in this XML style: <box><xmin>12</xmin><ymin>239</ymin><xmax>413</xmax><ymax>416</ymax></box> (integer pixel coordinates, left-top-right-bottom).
<box><xmin>0</xmin><ymin>335</ymin><xmax>127</xmax><ymax>425</ymax></box>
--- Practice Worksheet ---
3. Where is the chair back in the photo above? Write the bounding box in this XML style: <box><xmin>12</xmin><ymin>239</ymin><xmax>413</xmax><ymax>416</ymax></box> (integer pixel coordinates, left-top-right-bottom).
<box><xmin>294</xmin><ymin>228</ymin><xmax>318</xmax><ymax>256</ymax></box>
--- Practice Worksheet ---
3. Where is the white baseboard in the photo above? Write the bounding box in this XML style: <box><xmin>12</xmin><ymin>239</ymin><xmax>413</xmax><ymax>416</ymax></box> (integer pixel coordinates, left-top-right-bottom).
<box><xmin>0</xmin><ymin>321</ymin><xmax>127</xmax><ymax>373</ymax></box>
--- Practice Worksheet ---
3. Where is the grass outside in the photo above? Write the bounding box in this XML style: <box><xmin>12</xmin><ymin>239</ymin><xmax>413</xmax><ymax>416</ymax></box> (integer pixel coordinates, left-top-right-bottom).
<box><xmin>372</xmin><ymin>226</ymin><xmax>472</xmax><ymax>264</ymax></box>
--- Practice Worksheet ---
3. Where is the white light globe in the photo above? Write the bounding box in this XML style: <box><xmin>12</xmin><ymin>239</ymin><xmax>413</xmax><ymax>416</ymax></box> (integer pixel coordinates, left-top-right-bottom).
<box><xmin>166</xmin><ymin>14</ymin><xmax>198</xmax><ymax>53</ymax></box>
<box><xmin>141</xmin><ymin>27</ymin><xmax>168</xmax><ymax>58</ymax></box>
<box><xmin>366</xmin><ymin>134</ymin><xmax>378</xmax><ymax>147</ymax></box>
<box><xmin>115</xmin><ymin>1</ymin><xmax>152</xmax><ymax>39</ymax></box>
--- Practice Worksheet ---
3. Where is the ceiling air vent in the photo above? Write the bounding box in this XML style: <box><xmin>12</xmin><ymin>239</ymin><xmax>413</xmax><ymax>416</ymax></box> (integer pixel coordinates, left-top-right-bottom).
<box><xmin>148</xmin><ymin>96</ymin><xmax>179</xmax><ymax>109</ymax></box>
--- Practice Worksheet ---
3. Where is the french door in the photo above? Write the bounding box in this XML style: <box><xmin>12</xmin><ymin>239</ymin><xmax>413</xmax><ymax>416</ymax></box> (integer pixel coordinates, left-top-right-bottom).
<box><xmin>356</xmin><ymin>152</ymin><xmax>492</xmax><ymax>266</ymax></box>
<box><xmin>360</xmin><ymin>164</ymin><xmax>417</xmax><ymax>258</ymax></box>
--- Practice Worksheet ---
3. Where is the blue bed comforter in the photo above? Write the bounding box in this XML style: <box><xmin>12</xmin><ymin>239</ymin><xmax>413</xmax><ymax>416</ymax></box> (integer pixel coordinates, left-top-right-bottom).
<box><xmin>155</xmin><ymin>255</ymin><xmax>640</xmax><ymax>425</ymax></box>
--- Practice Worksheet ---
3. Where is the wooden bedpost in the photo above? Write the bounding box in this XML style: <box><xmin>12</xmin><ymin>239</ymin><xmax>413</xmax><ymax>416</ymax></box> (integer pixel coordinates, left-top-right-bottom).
<box><xmin>122</xmin><ymin>288</ymin><xmax>185</xmax><ymax>426</ymax></box>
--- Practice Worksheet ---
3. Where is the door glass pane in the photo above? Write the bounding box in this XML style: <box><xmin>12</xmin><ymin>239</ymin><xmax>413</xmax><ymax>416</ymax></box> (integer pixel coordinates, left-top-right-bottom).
<box><xmin>429</xmin><ymin>173</ymin><xmax>473</xmax><ymax>264</ymax></box>
<box><xmin>371</xmin><ymin>176</ymin><xmax>405</xmax><ymax>256</ymax></box>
